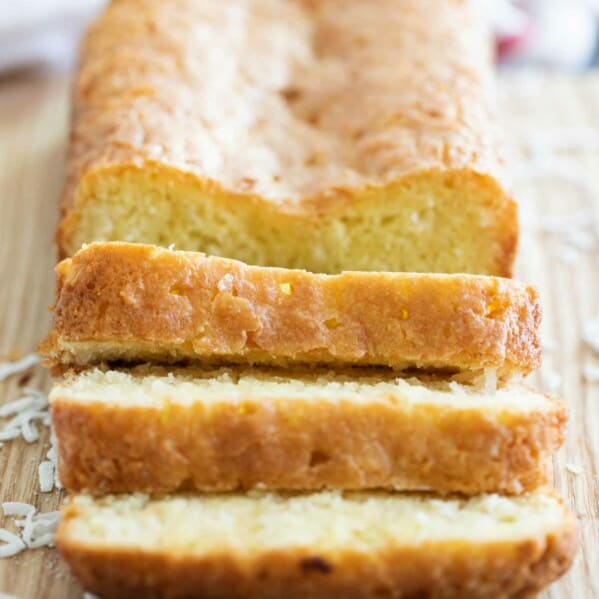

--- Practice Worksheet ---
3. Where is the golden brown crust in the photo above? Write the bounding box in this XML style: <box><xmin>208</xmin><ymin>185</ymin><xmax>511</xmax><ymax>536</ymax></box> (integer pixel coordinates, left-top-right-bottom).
<box><xmin>57</xmin><ymin>500</ymin><xmax>578</xmax><ymax>599</ymax></box>
<box><xmin>50</xmin><ymin>376</ymin><xmax>565</xmax><ymax>495</ymax></box>
<box><xmin>57</xmin><ymin>0</ymin><xmax>517</xmax><ymax>275</ymax></box>
<box><xmin>42</xmin><ymin>243</ymin><xmax>541</xmax><ymax>375</ymax></box>
<box><xmin>63</xmin><ymin>0</ymin><xmax>500</xmax><ymax>207</ymax></box>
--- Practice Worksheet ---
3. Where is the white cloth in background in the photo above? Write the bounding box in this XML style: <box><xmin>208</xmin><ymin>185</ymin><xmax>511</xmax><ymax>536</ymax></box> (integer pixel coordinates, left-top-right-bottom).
<box><xmin>488</xmin><ymin>0</ymin><xmax>598</xmax><ymax>69</ymax></box>
<box><xmin>523</xmin><ymin>0</ymin><xmax>597</xmax><ymax>69</ymax></box>
<box><xmin>0</xmin><ymin>0</ymin><xmax>597</xmax><ymax>75</ymax></box>
<box><xmin>0</xmin><ymin>0</ymin><xmax>105</xmax><ymax>73</ymax></box>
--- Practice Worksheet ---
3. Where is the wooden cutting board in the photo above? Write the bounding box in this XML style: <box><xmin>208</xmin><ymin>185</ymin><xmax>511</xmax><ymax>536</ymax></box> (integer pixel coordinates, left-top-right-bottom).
<box><xmin>0</xmin><ymin>69</ymin><xmax>597</xmax><ymax>599</ymax></box>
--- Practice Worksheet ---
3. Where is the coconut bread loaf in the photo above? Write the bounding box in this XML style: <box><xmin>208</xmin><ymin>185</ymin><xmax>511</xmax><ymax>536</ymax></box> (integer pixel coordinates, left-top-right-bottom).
<box><xmin>42</xmin><ymin>243</ymin><xmax>540</xmax><ymax>376</ymax></box>
<box><xmin>58</xmin><ymin>491</ymin><xmax>577</xmax><ymax>599</ymax></box>
<box><xmin>50</xmin><ymin>366</ymin><xmax>565</xmax><ymax>496</ymax></box>
<box><xmin>57</xmin><ymin>0</ymin><xmax>517</xmax><ymax>276</ymax></box>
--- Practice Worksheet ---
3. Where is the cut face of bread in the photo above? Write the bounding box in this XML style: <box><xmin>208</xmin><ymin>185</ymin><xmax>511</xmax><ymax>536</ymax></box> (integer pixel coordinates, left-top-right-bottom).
<box><xmin>42</xmin><ymin>243</ymin><xmax>541</xmax><ymax>376</ymax></box>
<box><xmin>59</xmin><ymin>169</ymin><xmax>517</xmax><ymax>277</ymax></box>
<box><xmin>57</xmin><ymin>0</ymin><xmax>517</xmax><ymax>276</ymax></box>
<box><xmin>58</xmin><ymin>491</ymin><xmax>577</xmax><ymax>599</ymax></box>
<box><xmin>50</xmin><ymin>366</ymin><xmax>565</xmax><ymax>496</ymax></box>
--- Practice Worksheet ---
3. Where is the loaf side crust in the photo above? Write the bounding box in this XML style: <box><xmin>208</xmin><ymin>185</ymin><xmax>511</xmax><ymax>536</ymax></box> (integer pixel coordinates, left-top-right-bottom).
<box><xmin>42</xmin><ymin>243</ymin><xmax>541</xmax><ymax>375</ymax></box>
<box><xmin>57</xmin><ymin>499</ymin><xmax>578</xmax><ymax>599</ymax></box>
<box><xmin>50</xmin><ymin>374</ymin><xmax>565</xmax><ymax>495</ymax></box>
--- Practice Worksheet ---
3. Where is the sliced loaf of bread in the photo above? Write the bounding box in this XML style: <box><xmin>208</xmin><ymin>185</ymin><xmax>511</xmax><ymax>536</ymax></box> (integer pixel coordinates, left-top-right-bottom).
<box><xmin>43</xmin><ymin>243</ymin><xmax>540</xmax><ymax>376</ymax></box>
<box><xmin>50</xmin><ymin>366</ymin><xmax>565</xmax><ymax>496</ymax></box>
<box><xmin>58</xmin><ymin>490</ymin><xmax>577</xmax><ymax>599</ymax></box>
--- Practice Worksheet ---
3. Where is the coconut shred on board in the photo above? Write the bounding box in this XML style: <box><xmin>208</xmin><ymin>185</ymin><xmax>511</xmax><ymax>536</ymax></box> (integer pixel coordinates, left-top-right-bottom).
<box><xmin>0</xmin><ymin>355</ymin><xmax>61</xmax><ymax>492</ymax></box>
<box><xmin>504</xmin><ymin>117</ymin><xmax>599</xmax><ymax>260</ymax></box>
<box><xmin>0</xmin><ymin>502</ymin><xmax>59</xmax><ymax>557</ymax></box>
<box><xmin>505</xmin><ymin>119</ymin><xmax>599</xmax><ymax>388</ymax></box>
<box><xmin>0</xmin><ymin>354</ymin><xmax>39</xmax><ymax>382</ymax></box>
<box><xmin>0</xmin><ymin>353</ymin><xmax>44</xmax><ymax>443</ymax></box>
<box><xmin>0</xmin><ymin>355</ymin><xmax>61</xmax><ymax>561</ymax></box>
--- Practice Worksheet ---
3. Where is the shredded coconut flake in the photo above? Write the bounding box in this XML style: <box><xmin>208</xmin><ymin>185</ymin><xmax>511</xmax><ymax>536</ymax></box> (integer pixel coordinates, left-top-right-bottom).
<box><xmin>583</xmin><ymin>363</ymin><xmax>599</xmax><ymax>383</ymax></box>
<box><xmin>553</xmin><ymin>244</ymin><xmax>580</xmax><ymax>265</ymax></box>
<box><xmin>447</xmin><ymin>380</ymin><xmax>464</xmax><ymax>394</ymax></box>
<box><xmin>514</xmin><ymin>127</ymin><xmax>598</xmax><ymax>257</ymax></box>
<box><xmin>47</xmin><ymin>432</ymin><xmax>62</xmax><ymax>490</ymax></box>
<box><xmin>0</xmin><ymin>385</ymin><xmax>62</xmax><ymax>491</ymax></box>
<box><xmin>583</xmin><ymin>317</ymin><xmax>599</xmax><ymax>354</ymax></box>
<box><xmin>0</xmin><ymin>528</ymin><xmax>26</xmax><ymax>558</ymax></box>
<box><xmin>217</xmin><ymin>273</ymin><xmax>234</xmax><ymax>293</ymax></box>
<box><xmin>482</xmin><ymin>368</ymin><xmax>497</xmax><ymax>394</ymax></box>
<box><xmin>565</xmin><ymin>463</ymin><xmax>584</xmax><ymax>475</ymax></box>
<box><xmin>533</xmin><ymin>206</ymin><xmax>598</xmax><ymax>254</ymax></box>
<box><xmin>0</xmin><ymin>388</ymin><xmax>49</xmax><ymax>444</ymax></box>
<box><xmin>0</xmin><ymin>387</ymin><xmax>61</xmax><ymax>554</ymax></box>
<box><xmin>1</xmin><ymin>503</ymin><xmax>35</xmax><ymax>518</ymax></box>
<box><xmin>0</xmin><ymin>354</ymin><xmax>38</xmax><ymax>382</ymax></box>
<box><xmin>540</xmin><ymin>367</ymin><xmax>562</xmax><ymax>394</ymax></box>
<box><xmin>0</xmin><ymin>503</ymin><xmax>60</xmax><ymax>557</ymax></box>
<box><xmin>38</xmin><ymin>461</ymin><xmax>55</xmax><ymax>493</ymax></box>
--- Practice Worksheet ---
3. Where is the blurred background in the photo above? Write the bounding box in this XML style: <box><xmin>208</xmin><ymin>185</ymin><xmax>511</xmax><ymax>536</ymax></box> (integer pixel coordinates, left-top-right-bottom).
<box><xmin>0</xmin><ymin>0</ymin><xmax>598</xmax><ymax>75</ymax></box>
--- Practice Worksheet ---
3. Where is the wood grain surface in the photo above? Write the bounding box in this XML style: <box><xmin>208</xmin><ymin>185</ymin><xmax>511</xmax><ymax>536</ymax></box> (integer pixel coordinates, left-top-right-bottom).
<box><xmin>0</xmin><ymin>68</ymin><xmax>597</xmax><ymax>598</ymax></box>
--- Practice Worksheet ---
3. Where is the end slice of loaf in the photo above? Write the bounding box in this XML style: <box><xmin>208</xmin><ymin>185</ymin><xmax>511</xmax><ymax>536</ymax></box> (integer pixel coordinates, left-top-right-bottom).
<box><xmin>50</xmin><ymin>366</ymin><xmax>565</xmax><ymax>496</ymax></box>
<box><xmin>58</xmin><ymin>0</ymin><xmax>517</xmax><ymax>277</ymax></box>
<box><xmin>58</xmin><ymin>490</ymin><xmax>577</xmax><ymax>599</ymax></box>
<box><xmin>42</xmin><ymin>243</ymin><xmax>541</xmax><ymax>376</ymax></box>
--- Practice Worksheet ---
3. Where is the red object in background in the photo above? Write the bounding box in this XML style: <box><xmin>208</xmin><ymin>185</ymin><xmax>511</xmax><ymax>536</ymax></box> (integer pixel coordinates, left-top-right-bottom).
<box><xmin>496</xmin><ymin>20</ymin><xmax>535</xmax><ymax>60</ymax></box>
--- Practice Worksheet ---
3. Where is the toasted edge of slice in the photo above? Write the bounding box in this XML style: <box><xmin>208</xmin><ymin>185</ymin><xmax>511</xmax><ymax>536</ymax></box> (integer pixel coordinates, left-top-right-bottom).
<box><xmin>41</xmin><ymin>242</ymin><xmax>541</xmax><ymax>376</ymax></box>
<box><xmin>57</xmin><ymin>490</ymin><xmax>578</xmax><ymax>599</ymax></box>
<box><xmin>50</xmin><ymin>366</ymin><xmax>564</xmax><ymax>496</ymax></box>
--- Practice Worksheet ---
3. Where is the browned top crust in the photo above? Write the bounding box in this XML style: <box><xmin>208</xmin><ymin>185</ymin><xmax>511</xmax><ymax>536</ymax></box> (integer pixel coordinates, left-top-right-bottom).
<box><xmin>42</xmin><ymin>243</ymin><xmax>541</xmax><ymax>374</ymax></box>
<box><xmin>62</xmin><ymin>0</ymin><xmax>503</xmax><ymax>214</ymax></box>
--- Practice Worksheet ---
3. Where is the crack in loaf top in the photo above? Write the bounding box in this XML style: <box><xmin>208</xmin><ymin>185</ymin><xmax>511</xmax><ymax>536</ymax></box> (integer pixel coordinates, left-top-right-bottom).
<box><xmin>69</xmin><ymin>0</ymin><xmax>501</xmax><ymax>206</ymax></box>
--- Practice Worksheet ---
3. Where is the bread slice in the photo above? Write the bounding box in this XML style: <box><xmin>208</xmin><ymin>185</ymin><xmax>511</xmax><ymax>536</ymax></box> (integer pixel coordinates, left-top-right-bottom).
<box><xmin>42</xmin><ymin>243</ymin><xmax>540</xmax><ymax>376</ymax></box>
<box><xmin>50</xmin><ymin>366</ymin><xmax>565</xmax><ymax>496</ymax></box>
<box><xmin>58</xmin><ymin>491</ymin><xmax>577</xmax><ymax>599</ymax></box>
<box><xmin>57</xmin><ymin>0</ymin><xmax>517</xmax><ymax>276</ymax></box>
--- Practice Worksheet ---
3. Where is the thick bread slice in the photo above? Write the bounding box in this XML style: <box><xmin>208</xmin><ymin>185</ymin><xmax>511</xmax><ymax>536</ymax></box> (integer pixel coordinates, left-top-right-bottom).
<box><xmin>58</xmin><ymin>491</ymin><xmax>577</xmax><ymax>599</ymax></box>
<box><xmin>42</xmin><ymin>243</ymin><xmax>541</xmax><ymax>376</ymax></box>
<box><xmin>57</xmin><ymin>0</ymin><xmax>517</xmax><ymax>277</ymax></box>
<box><xmin>50</xmin><ymin>366</ymin><xmax>565</xmax><ymax>496</ymax></box>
